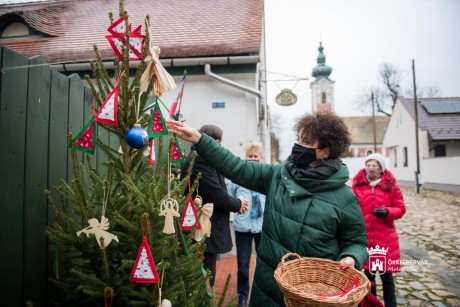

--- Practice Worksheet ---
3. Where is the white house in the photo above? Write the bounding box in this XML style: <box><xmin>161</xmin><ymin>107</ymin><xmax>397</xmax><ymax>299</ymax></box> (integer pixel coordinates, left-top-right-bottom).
<box><xmin>383</xmin><ymin>96</ymin><xmax>460</xmax><ymax>193</ymax></box>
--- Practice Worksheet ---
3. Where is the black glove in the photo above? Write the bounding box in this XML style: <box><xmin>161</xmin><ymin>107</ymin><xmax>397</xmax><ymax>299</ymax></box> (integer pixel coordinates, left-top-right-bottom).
<box><xmin>372</xmin><ymin>207</ymin><xmax>388</xmax><ymax>218</ymax></box>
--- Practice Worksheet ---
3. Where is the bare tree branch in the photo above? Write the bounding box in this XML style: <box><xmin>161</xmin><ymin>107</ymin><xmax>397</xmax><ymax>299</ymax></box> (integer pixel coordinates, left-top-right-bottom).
<box><xmin>378</xmin><ymin>62</ymin><xmax>403</xmax><ymax>110</ymax></box>
<box><xmin>353</xmin><ymin>86</ymin><xmax>391</xmax><ymax>116</ymax></box>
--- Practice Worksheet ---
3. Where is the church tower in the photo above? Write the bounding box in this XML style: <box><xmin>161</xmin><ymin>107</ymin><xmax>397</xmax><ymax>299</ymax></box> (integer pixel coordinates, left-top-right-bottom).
<box><xmin>310</xmin><ymin>42</ymin><xmax>335</xmax><ymax>113</ymax></box>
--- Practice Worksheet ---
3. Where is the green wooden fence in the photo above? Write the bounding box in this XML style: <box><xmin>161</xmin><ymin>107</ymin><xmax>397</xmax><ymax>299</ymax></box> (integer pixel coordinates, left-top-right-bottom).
<box><xmin>0</xmin><ymin>47</ymin><xmax>96</xmax><ymax>306</ymax></box>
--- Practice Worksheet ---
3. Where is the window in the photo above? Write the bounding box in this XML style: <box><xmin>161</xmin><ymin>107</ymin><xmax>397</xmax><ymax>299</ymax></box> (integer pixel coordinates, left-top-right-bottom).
<box><xmin>393</xmin><ymin>149</ymin><xmax>397</xmax><ymax>167</ymax></box>
<box><xmin>403</xmin><ymin>147</ymin><xmax>408</xmax><ymax>167</ymax></box>
<box><xmin>434</xmin><ymin>144</ymin><xmax>446</xmax><ymax>157</ymax></box>
<box><xmin>0</xmin><ymin>16</ymin><xmax>46</xmax><ymax>40</ymax></box>
<box><xmin>321</xmin><ymin>92</ymin><xmax>326</xmax><ymax>104</ymax></box>
<box><xmin>1</xmin><ymin>22</ymin><xmax>29</xmax><ymax>38</ymax></box>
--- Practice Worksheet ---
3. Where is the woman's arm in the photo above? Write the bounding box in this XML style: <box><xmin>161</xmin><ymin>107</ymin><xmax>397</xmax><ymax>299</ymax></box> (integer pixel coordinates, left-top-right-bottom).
<box><xmin>167</xmin><ymin>120</ymin><xmax>273</xmax><ymax>194</ymax></box>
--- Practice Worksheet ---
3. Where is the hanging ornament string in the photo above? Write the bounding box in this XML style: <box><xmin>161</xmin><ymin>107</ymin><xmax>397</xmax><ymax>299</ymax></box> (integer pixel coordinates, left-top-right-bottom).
<box><xmin>115</xmin><ymin>69</ymin><xmax>126</xmax><ymax>92</ymax></box>
<box><xmin>141</xmin><ymin>213</ymin><xmax>151</xmax><ymax>240</ymax></box>
<box><xmin>158</xmin><ymin>266</ymin><xmax>165</xmax><ymax>306</ymax></box>
<box><xmin>158</xmin><ymin>150</ymin><xmax>180</xmax><ymax>234</ymax></box>
<box><xmin>167</xmin><ymin>152</ymin><xmax>172</xmax><ymax>198</ymax></box>
<box><xmin>135</xmin><ymin>91</ymin><xmax>141</xmax><ymax>123</ymax></box>
<box><xmin>101</xmin><ymin>184</ymin><xmax>109</xmax><ymax>218</ymax></box>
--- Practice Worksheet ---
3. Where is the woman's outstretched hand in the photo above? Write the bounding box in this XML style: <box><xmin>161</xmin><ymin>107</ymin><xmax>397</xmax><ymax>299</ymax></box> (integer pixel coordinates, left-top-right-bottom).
<box><xmin>166</xmin><ymin>120</ymin><xmax>202</xmax><ymax>144</ymax></box>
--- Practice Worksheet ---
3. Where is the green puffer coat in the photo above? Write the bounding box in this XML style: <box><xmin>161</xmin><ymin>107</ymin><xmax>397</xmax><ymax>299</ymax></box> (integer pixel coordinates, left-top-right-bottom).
<box><xmin>195</xmin><ymin>134</ymin><xmax>368</xmax><ymax>306</ymax></box>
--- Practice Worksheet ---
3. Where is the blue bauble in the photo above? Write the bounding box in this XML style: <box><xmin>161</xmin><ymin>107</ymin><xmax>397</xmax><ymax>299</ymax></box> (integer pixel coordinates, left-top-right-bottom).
<box><xmin>126</xmin><ymin>125</ymin><xmax>148</xmax><ymax>149</ymax></box>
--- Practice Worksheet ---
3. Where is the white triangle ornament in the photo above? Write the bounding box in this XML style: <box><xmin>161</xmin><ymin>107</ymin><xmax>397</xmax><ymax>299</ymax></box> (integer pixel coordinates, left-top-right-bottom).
<box><xmin>95</xmin><ymin>85</ymin><xmax>119</xmax><ymax>126</ymax></box>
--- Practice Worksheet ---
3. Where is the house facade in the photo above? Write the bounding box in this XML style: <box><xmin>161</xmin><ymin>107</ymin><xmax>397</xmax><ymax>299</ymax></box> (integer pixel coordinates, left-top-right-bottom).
<box><xmin>383</xmin><ymin>97</ymin><xmax>460</xmax><ymax>193</ymax></box>
<box><xmin>0</xmin><ymin>0</ymin><xmax>269</xmax><ymax>160</ymax></box>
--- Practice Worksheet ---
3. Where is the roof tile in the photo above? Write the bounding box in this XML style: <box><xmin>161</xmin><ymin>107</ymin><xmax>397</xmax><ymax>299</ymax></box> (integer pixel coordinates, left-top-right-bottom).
<box><xmin>0</xmin><ymin>0</ymin><xmax>263</xmax><ymax>63</ymax></box>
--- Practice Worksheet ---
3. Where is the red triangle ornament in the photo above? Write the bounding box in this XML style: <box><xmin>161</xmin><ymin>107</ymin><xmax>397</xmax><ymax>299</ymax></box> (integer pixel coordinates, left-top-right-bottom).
<box><xmin>201</xmin><ymin>264</ymin><xmax>214</xmax><ymax>297</ymax></box>
<box><xmin>107</xmin><ymin>16</ymin><xmax>127</xmax><ymax>38</ymax></box>
<box><xmin>128</xmin><ymin>34</ymin><xmax>145</xmax><ymax>59</ymax></box>
<box><xmin>130</xmin><ymin>236</ymin><xmax>160</xmax><ymax>284</ymax></box>
<box><xmin>131</xmin><ymin>24</ymin><xmax>142</xmax><ymax>35</ymax></box>
<box><xmin>148</xmin><ymin>138</ymin><xmax>156</xmax><ymax>165</ymax></box>
<box><xmin>69</xmin><ymin>116</ymin><xmax>97</xmax><ymax>155</ymax></box>
<box><xmin>95</xmin><ymin>85</ymin><xmax>119</xmax><ymax>126</ymax></box>
<box><xmin>106</xmin><ymin>35</ymin><xmax>142</xmax><ymax>61</ymax></box>
<box><xmin>148</xmin><ymin>102</ymin><xmax>169</xmax><ymax>137</ymax></box>
<box><xmin>170</xmin><ymin>135</ymin><xmax>185</xmax><ymax>163</ymax></box>
<box><xmin>180</xmin><ymin>197</ymin><xmax>202</xmax><ymax>231</ymax></box>
<box><xmin>106</xmin><ymin>35</ymin><xmax>124</xmax><ymax>60</ymax></box>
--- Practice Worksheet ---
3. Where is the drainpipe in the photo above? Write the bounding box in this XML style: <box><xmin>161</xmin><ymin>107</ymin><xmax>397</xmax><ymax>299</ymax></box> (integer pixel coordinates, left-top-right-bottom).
<box><xmin>204</xmin><ymin>63</ymin><xmax>269</xmax><ymax>161</ymax></box>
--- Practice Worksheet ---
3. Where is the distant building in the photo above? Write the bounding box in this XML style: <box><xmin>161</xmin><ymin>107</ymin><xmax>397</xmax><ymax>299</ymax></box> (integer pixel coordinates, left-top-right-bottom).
<box><xmin>343</xmin><ymin>116</ymin><xmax>390</xmax><ymax>157</ymax></box>
<box><xmin>310</xmin><ymin>42</ymin><xmax>335</xmax><ymax>113</ymax></box>
<box><xmin>383</xmin><ymin>97</ymin><xmax>460</xmax><ymax>193</ymax></box>
<box><xmin>308</xmin><ymin>42</ymin><xmax>389</xmax><ymax>177</ymax></box>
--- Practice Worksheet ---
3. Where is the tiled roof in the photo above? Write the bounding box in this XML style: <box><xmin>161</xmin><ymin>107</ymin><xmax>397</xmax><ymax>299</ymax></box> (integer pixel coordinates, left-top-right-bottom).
<box><xmin>400</xmin><ymin>97</ymin><xmax>460</xmax><ymax>140</ymax></box>
<box><xmin>0</xmin><ymin>0</ymin><xmax>263</xmax><ymax>64</ymax></box>
<box><xmin>343</xmin><ymin>116</ymin><xmax>390</xmax><ymax>144</ymax></box>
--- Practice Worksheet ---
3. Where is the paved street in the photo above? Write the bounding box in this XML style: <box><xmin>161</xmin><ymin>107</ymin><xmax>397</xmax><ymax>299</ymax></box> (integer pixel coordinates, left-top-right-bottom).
<box><xmin>216</xmin><ymin>186</ymin><xmax>460</xmax><ymax>306</ymax></box>
<box><xmin>385</xmin><ymin>187</ymin><xmax>460</xmax><ymax>306</ymax></box>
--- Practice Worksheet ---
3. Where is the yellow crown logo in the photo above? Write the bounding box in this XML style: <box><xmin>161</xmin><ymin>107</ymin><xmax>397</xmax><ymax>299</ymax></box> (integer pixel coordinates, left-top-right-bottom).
<box><xmin>366</xmin><ymin>245</ymin><xmax>389</xmax><ymax>256</ymax></box>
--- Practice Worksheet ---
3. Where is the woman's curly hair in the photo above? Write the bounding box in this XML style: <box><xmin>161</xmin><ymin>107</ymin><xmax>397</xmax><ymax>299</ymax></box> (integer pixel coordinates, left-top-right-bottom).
<box><xmin>293</xmin><ymin>112</ymin><xmax>351</xmax><ymax>159</ymax></box>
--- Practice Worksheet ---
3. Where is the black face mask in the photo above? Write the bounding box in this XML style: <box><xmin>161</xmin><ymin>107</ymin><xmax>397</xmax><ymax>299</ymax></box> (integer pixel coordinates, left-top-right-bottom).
<box><xmin>290</xmin><ymin>143</ymin><xmax>317</xmax><ymax>168</ymax></box>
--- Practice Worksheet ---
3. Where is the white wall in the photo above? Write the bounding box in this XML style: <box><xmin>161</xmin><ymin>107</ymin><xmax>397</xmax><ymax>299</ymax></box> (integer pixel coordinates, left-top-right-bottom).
<box><xmin>159</xmin><ymin>74</ymin><xmax>260</xmax><ymax>159</ymax></box>
<box><xmin>383</xmin><ymin>100</ymin><xmax>460</xmax><ymax>190</ymax></box>
<box><xmin>383</xmin><ymin>101</ymin><xmax>418</xmax><ymax>183</ymax></box>
<box><xmin>420</xmin><ymin>156</ymin><xmax>460</xmax><ymax>185</ymax></box>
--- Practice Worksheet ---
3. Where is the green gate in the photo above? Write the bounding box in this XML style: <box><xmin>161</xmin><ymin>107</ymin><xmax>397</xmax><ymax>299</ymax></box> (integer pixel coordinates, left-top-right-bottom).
<box><xmin>0</xmin><ymin>46</ymin><xmax>98</xmax><ymax>306</ymax></box>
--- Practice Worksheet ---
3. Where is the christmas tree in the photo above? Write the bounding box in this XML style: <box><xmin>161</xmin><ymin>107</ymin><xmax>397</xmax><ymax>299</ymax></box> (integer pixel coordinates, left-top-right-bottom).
<box><xmin>45</xmin><ymin>1</ymin><xmax>234</xmax><ymax>306</ymax></box>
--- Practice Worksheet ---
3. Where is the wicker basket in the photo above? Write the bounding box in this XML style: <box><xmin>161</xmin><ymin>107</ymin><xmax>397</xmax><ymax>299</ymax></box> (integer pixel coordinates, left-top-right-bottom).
<box><xmin>274</xmin><ymin>253</ymin><xmax>370</xmax><ymax>307</ymax></box>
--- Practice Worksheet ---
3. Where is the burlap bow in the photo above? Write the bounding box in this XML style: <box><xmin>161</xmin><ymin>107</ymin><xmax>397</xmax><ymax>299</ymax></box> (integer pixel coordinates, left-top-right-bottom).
<box><xmin>140</xmin><ymin>25</ymin><xmax>176</xmax><ymax>96</ymax></box>
<box><xmin>193</xmin><ymin>197</ymin><xmax>213</xmax><ymax>242</ymax></box>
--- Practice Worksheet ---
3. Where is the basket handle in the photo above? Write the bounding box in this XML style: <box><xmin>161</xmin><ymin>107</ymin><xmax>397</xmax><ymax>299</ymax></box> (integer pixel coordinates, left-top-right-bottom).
<box><xmin>280</xmin><ymin>252</ymin><xmax>301</xmax><ymax>265</ymax></box>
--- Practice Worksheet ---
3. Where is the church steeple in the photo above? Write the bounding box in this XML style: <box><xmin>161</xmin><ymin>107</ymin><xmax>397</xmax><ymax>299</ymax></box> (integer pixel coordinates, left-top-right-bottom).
<box><xmin>310</xmin><ymin>42</ymin><xmax>335</xmax><ymax>113</ymax></box>
<box><xmin>312</xmin><ymin>42</ymin><xmax>333</xmax><ymax>80</ymax></box>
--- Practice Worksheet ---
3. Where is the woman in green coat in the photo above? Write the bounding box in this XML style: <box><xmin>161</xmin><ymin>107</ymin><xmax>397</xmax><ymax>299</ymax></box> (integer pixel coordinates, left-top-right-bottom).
<box><xmin>167</xmin><ymin>112</ymin><xmax>368</xmax><ymax>307</ymax></box>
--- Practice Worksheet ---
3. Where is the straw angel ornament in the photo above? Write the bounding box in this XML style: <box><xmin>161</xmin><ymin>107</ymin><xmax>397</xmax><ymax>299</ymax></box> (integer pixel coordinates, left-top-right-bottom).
<box><xmin>140</xmin><ymin>24</ymin><xmax>176</xmax><ymax>97</ymax></box>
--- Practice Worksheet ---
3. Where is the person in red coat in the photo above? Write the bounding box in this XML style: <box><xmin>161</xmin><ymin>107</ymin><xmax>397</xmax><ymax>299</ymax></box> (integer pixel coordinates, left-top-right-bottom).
<box><xmin>352</xmin><ymin>153</ymin><xmax>406</xmax><ymax>307</ymax></box>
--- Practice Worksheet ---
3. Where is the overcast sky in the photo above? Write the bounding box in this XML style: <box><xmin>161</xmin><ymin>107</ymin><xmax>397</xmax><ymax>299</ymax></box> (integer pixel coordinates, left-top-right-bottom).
<box><xmin>265</xmin><ymin>0</ymin><xmax>460</xmax><ymax>159</ymax></box>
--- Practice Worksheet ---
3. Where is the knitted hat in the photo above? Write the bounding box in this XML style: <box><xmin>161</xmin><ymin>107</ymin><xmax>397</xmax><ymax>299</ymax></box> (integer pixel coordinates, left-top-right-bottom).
<box><xmin>365</xmin><ymin>153</ymin><xmax>386</xmax><ymax>172</ymax></box>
